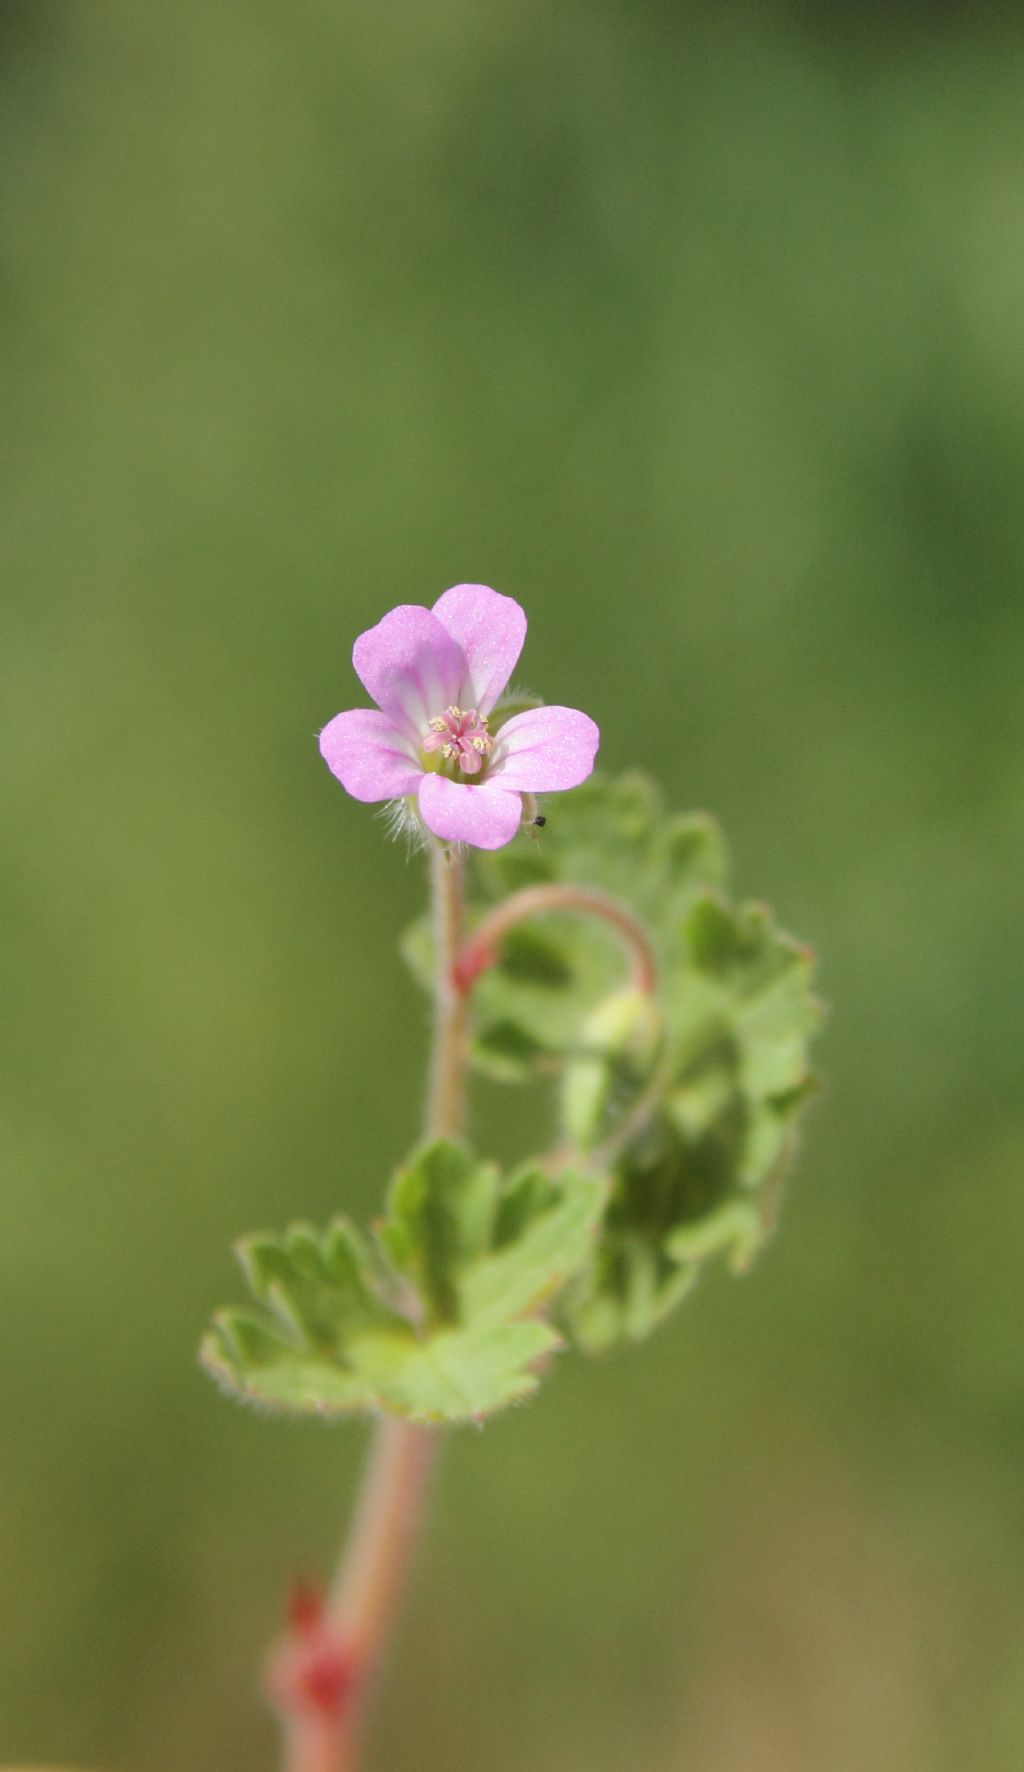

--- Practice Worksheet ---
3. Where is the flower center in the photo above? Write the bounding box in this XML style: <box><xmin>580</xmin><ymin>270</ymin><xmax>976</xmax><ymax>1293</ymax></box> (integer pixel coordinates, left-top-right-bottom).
<box><xmin>422</xmin><ymin>705</ymin><xmax>494</xmax><ymax>778</ymax></box>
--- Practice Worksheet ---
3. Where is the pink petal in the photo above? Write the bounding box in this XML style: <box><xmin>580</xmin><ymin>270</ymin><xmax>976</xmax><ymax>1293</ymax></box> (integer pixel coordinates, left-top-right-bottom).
<box><xmin>490</xmin><ymin>706</ymin><xmax>600</xmax><ymax>793</ymax></box>
<box><xmin>418</xmin><ymin>773</ymin><xmax>524</xmax><ymax>849</ymax></box>
<box><xmin>353</xmin><ymin>605</ymin><xmax>466</xmax><ymax>738</ymax></box>
<box><xmin>431</xmin><ymin>584</ymin><xmax>527</xmax><ymax>717</ymax></box>
<box><xmin>319</xmin><ymin>709</ymin><xmax>422</xmax><ymax>803</ymax></box>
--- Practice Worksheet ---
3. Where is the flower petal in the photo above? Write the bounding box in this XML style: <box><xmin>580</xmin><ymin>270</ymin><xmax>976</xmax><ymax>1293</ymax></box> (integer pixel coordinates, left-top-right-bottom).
<box><xmin>431</xmin><ymin>584</ymin><xmax>527</xmax><ymax>716</ymax></box>
<box><xmin>352</xmin><ymin>605</ymin><xmax>466</xmax><ymax>737</ymax></box>
<box><xmin>490</xmin><ymin>706</ymin><xmax>600</xmax><ymax>793</ymax></box>
<box><xmin>319</xmin><ymin>709</ymin><xmax>422</xmax><ymax>803</ymax></box>
<box><xmin>418</xmin><ymin>773</ymin><xmax>524</xmax><ymax>849</ymax></box>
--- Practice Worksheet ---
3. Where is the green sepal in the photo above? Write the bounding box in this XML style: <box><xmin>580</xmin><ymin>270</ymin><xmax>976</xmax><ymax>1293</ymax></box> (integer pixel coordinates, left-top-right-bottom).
<box><xmin>201</xmin><ymin>1142</ymin><xmax>607</xmax><ymax>1424</ymax></box>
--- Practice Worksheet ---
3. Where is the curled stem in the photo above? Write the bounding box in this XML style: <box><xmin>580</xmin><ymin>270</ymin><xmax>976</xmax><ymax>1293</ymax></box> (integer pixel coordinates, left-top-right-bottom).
<box><xmin>454</xmin><ymin>882</ymin><xmax>658</xmax><ymax>998</ymax></box>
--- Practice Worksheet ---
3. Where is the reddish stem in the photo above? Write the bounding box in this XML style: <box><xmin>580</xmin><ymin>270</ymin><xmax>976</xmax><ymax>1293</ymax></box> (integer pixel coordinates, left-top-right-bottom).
<box><xmin>270</xmin><ymin>862</ymin><xmax>659</xmax><ymax>1770</ymax></box>
<box><xmin>454</xmin><ymin>882</ymin><xmax>658</xmax><ymax>998</ymax></box>
<box><xmin>277</xmin><ymin>1420</ymin><xmax>437</xmax><ymax>1772</ymax></box>
<box><xmin>271</xmin><ymin>844</ymin><xmax>463</xmax><ymax>1772</ymax></box>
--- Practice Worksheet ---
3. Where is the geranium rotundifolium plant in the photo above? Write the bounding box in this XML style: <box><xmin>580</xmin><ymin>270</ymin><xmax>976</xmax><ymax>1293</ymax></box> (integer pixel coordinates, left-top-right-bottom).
<box><xmin>201</xmin><ymin>583</ymin><xmax>822</xmax><ymax>1771</ymax></box>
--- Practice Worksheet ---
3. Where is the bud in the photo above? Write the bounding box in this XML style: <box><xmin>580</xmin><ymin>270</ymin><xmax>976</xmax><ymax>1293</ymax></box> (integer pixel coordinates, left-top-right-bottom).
<box><xmin>561</xmin><ymin>988</ymin><xmax>665</xmax><ymax>1150</ymax></box>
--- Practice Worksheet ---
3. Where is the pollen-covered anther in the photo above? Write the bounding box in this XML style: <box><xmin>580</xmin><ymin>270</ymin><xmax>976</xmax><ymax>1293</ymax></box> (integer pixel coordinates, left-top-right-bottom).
<box><xmin>422</xmin><ymin>704</ymin><xmax>494</xmax><ymax>775</ymax></box>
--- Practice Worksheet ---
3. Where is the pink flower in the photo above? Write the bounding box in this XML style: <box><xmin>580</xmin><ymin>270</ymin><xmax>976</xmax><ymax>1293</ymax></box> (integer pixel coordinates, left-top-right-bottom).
<box><xmin>319</xmin><ymin>584</ymin><xmax>600</xmax><ymax>850</ymax></box>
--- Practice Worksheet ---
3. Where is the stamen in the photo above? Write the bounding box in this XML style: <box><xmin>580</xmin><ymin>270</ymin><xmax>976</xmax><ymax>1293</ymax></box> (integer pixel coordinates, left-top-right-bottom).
<box><xmin>422</xmin><ymin>704</ymin><xmax>495</xmax><ymax>780</ymax></box>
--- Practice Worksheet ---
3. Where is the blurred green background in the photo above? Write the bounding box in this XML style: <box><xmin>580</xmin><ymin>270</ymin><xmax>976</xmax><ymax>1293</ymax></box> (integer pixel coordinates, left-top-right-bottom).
<box><xmin>3</xmin><ymin>3</ymin><xmax>1023</xmax><ymax>1768</ymax></box>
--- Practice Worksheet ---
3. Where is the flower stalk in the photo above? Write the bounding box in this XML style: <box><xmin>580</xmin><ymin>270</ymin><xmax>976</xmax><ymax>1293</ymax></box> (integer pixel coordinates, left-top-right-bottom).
<box><xmin>425</xmin><ymin>842</ymin><xmax>469</xmax><ymax>1139</ymax></box>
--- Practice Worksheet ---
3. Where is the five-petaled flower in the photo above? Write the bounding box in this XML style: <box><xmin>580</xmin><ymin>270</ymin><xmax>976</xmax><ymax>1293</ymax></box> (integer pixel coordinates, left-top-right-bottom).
<box><xmin>319</xmin><ymin>584</ymin><xmax>600</xmax><ymax>849</ymax></box>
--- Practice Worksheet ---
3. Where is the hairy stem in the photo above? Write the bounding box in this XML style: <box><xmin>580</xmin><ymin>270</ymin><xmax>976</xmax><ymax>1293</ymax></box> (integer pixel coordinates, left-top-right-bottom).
<box><xmin>424</xmin><ymin>842</ymin><xmax>469</xmax><ymax>1138</ymax></box>
<box><xmin>320</xmin><ymin>1418</ymin><xmax>438</xmax><ymax>1771</ymax></box>
<box><xmin>276</xmin><ymin>842</ymin><xmax>466</xmax><ymax>1772</ymax></box>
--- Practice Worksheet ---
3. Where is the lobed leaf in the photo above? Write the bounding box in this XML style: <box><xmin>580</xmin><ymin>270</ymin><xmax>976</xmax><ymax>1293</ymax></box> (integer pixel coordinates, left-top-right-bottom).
<box><xmin>201</xmin><ymin>1142</ymin><xmax>606</xmax><ymax>1424</ymax></box>
<box><xmin>402</xmin><ymin>771</ymin><xmax>822</xmax><ymax>1350</ymax></box>
<box><xmin>563</xmin><ymin>894</ymin><xmax>822</xmax><ymax>1350</ymax></box>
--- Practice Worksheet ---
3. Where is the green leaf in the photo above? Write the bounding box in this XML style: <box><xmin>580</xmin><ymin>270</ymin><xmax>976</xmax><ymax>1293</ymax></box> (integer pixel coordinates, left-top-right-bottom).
<box><xmin>378</xmin><ymin>1141</ymin><xmax>498</xmax><ymax>1325</ymax></box>
<box><xmin>348</xmin><ymin>1319</ymin><xmax>560</xmax><ymax>1420</ymax></box>
<box><xmin>209</xmin><ymin>768</ymin><xmax>821</xmax><ymax>1400</ymax></box>
<box><xmin>201</xmin><ymin>1142</ymin><xmax>607</xmax><ymax>1424</ymax></box>
<box><xmin>458</xmin><ymin>1162</ymin><xmax>608</xmax><ymax>1327</ymax></box>
<box><xmin>563</xmin><ymin>895</ymin><xmax>822</xmax><ymax>1350</ymax></box>
<box><xmin>561</xmin><ymin>988</ymin><xmax>666</xmax><ymax>1149</ymax></box>
<box><xmin>402</xmin><ymin>770</ymin><xmax>822</xmax><ymax>1350</ymax></box>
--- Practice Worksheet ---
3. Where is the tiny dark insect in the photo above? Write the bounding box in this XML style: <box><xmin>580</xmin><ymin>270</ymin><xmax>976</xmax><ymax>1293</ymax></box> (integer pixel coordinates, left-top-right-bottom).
<box><xmin>532</xmin><ymin>815</ymin><xmax>547</xmax><ymax>828</ymax></box>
